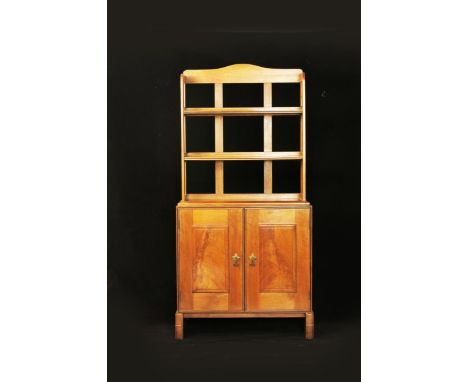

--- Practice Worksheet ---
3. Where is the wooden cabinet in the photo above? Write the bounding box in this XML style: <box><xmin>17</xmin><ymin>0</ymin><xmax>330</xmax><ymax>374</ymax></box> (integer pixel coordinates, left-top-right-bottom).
<box><xmin>175</xmin><ymin>64</ymin><xmax>314</xmax><ymax>340</ymax></box>
<box><xmin>176</xmin><ymin>206</ymin><xmax>312</xmax><ymax>339</ymax></box>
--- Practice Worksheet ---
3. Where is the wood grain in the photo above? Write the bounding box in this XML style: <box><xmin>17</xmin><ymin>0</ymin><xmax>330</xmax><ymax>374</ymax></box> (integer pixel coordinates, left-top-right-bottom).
<box><xmin>259</xmin><ymin>225</ymin><xmax>296</xmax><ymax>292</ymax></box>
<box><xmin>191</xmin><ymin>226</ymin><xmax>228</xmax><ymax>292</ymax></box>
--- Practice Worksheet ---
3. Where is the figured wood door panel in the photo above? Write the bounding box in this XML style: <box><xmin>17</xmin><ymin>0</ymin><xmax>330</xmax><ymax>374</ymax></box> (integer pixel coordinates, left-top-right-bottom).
<box><xmin>178</xmin><ymin>208</ymin><xmax>243</xmax><ymax>311</ymax></box>
<box><xmin>245</xmin><ymin>208</ymin><xmax>311</xmax><ymax>311</ymax></box>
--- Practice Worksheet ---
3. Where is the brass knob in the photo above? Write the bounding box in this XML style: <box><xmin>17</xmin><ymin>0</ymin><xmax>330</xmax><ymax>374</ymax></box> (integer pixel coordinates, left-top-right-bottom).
<box><xmin>232</xmin><ymin>253</ymin><xmax>240</xmax><ymax>266</ymax></box>
<box><xmin>249</xmin><ymin>253</ymin><xmax>257</xmax><ymax>266</ymax></box>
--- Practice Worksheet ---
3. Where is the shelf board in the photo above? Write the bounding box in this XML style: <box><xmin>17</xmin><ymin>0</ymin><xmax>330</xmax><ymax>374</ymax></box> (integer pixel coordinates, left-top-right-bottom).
<box><xmin>184</xmin><ymin>152</ymin><xmax>302</xmax><ymax>161</ymax></box>
<box><xmin>184</xmin><ymin>107</ymin><xmax>302</xmax><ymax>116</ymax></box>
<box><xmin>186</xmin><ymin>193</ymin><xmax>303</xmax><ymax>202</ymax></box>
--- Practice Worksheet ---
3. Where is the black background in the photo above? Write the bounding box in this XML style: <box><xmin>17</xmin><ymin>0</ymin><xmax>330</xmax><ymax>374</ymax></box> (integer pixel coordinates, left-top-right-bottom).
<box><xmin>109</xmin><ymin>1</ymin><xmax>360</xmax><ymax>381</ymax></box>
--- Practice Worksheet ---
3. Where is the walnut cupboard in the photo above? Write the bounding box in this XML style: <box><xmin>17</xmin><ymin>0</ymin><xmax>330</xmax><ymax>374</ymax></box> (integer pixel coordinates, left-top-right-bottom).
<box><xmin>176</xmin><ymin>64</ymin><xmax>314</xmax><ymax>339</ymax></box>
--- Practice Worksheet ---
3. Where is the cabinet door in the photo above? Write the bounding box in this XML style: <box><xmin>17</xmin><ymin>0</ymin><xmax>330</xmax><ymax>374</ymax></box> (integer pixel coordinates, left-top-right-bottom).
<box><xmin>245</xmin><ymin>208</ymin><xmax>311</xmax><ymax>311</ymax></box>
<box><xmin>178</xmin><ymin>208</ymin><xmax>243</xmax><ymax>311</ymax></box>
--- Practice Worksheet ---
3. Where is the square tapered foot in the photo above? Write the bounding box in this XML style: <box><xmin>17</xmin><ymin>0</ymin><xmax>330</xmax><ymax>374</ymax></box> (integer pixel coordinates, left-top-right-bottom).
<box><xmin>175</xmin><ymin>312</ymin><xmax>184</xmax><ymax>340</ymax></box>
<box><xmin>305</xmin><ymin>312</ymin><xmax>314</xmax><ymax>340</ymax></box>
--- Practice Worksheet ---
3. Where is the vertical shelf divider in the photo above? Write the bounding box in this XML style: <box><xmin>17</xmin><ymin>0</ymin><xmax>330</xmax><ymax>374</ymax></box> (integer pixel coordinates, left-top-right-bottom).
<box><xmin>263</xmin><ymin>83</ymin><xmax>273</xmax><ymax>193</ymax></box>
<box><xmin>215</xmin><ymin>83</ymin><xmax>224</xmax><ymax>195</ymax></box>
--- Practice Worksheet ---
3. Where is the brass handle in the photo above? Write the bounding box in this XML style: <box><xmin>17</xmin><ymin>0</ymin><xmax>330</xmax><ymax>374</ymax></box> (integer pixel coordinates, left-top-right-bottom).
<box><xmin>232</xmin><ymin>253</ymin><xmax>240</xmax><ymax>266</ymax></box>
<box><xmin>249</xmin><ymin>253</ymin><xmax>257</xmax><ymax>266</ymax></box>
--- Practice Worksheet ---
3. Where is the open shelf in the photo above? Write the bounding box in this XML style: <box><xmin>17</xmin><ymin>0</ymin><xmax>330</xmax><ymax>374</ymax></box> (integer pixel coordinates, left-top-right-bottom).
<box><xmin>180</xmin><ymin>64</ymin><xmax>307</xmax><ymax>202</ymax></box>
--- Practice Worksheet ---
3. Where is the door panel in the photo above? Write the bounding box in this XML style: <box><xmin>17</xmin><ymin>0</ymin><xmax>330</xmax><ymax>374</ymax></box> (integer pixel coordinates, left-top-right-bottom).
<box><xmin>178</xmin><ymin>208</ymin><xmax>243</xmax><ymax>311</ymax></box>
<box><xmin>259</xmin><ymin>225</ymin><xmax>296</xmax><ymax>292</ymax></box>
<box><xmin>192</xmin><ymin>226</ymin><xmax>229</xmax><ymax>292</ymax></box>
<box><xmin>246</xmin><ymin>208</ymin><xmax>311</xmax><ymax>311</ymax></box>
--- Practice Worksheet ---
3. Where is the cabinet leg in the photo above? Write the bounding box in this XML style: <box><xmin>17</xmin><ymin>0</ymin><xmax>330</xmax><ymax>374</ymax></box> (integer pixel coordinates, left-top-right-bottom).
<box><xmin>175</xmin><ymin>312</ymin><xmax>184</xmax><ymax>340</ymax></box>
<box><xmin>305</xmin><ymin>312</ymin><xmax>314</xmax><ymax>340</ymax></box>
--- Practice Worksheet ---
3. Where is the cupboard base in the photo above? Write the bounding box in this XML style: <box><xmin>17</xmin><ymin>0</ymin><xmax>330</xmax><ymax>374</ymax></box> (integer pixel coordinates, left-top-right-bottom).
<box><xmin>174</xmin><ymin>311</ymin><xmax>315</xmax><ymax>340</ymax></box>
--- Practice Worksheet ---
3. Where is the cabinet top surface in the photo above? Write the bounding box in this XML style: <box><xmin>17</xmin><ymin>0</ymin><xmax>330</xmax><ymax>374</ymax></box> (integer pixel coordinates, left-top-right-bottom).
<box><xmin>177</xmin><ymin>200</ymin><xmax>311</xmax><ymax>208</ymax></box>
